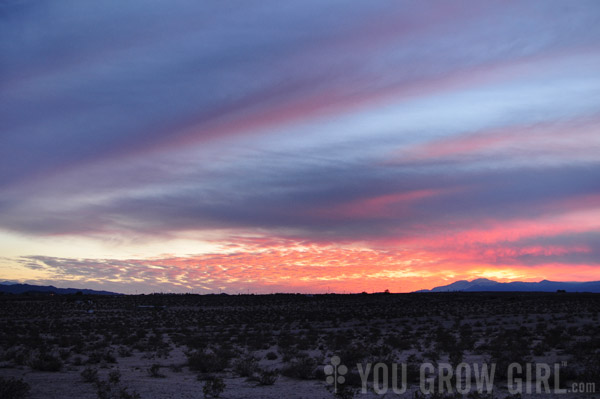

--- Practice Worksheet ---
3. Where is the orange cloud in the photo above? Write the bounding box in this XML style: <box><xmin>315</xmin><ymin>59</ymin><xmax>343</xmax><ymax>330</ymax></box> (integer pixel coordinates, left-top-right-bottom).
<box><xmin>12</xmin><ymin>191</ymin><xmax>600</xmax><ymax>294</ymax></box>
<box><xmin>17</xmin><ymin>228</ymin><xmax>600</xmax><ymax>294</ymax></box>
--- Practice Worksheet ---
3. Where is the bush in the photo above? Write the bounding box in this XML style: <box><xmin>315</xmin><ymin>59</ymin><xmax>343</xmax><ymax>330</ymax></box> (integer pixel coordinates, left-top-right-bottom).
<box><xmin>88</xmin><ymin>350</ymin><xmax>116</xmax><ymax>364</ymax></box>
<box><xmin>104</xmin><ymin>352</ymin><xmax>117</xmax><ymax>363</ymax></box>
<box><xmin>95</xmin><ymin>380</ymin><xmax>112</xmax><ymax>399</ymax></box>
<box><xmin>148</xmin><ymin>363</ymin><xmax>164</xmax><ymax>378</ymax></box>
<box><xmin>281</xmin><ymin>356</ymin><xmax>317</xmax><ymax>380</ymax></box>
<box><xmin>59</xmin><ymin>348</ymin><xmax>71</xmax><ymax>360</ymax></box>
<box><xmin>30</xmin><ymin>353</ymin><xmax>62</xmax><ymax>372</ymax></box>
<box><xmin>118</xmin><ymin>388</ymin><xmax>141</xmax><ymax>399</ymax></box>
<box><xmin>118</xmin><ymin>346</ymin><xmax>132</xmax><ymax>357</ymax></box>
<box><xmin>202</xmin><ymin>376</ymin><xmax>225</xmax><ymax>398</ymax></box>
<box><xmin>95</xmin><ymin>378</ymin><xmax>141</xmax><ymax>399</ymax></box>
<box><xmin>0</xmin><ymin>376</ymin><xmax>30</xmax><ymax>399</ymax></box>
<box><xmin>81</xmin><ymin>366</ymin><xmax>99</xmax><ymax>383</ymax></box>
<box><xmin>109</xmin><ymin>370</ymin><xmax>121</xmax><ymax>384</ymax></box>
<box><xmin>170</xmin><ymin>363</ymin><xmax>184</xmax><ymax>372</ymax></box>
<box><xmin>233</xmin><ymin>355</ymin><xmax>258</xmax><ymax>377</ymax></box>
<box><xmin>257</xmin><ymin>368</ymin><xmax>279</xmax><ymax>385</ymax></box>
<box><xmin>187</xmin><ymin>351</ymin><xmax>228</xmax><ymax>373</ymax></box>
<box><xmin>335</xmin><ymin>385</ymin><xmax>357</xmax><ymax>399</ymax></box>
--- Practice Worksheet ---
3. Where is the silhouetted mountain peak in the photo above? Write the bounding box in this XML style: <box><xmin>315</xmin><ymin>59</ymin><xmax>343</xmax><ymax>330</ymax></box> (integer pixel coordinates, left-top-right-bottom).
<box><xmin>0</xmin><ymin>283</ymin><xmax>121</xmax><ymax>295</ymax></box>
<box><xmin>417</xmin><ymin>278</ymin><xmax>600</xmax><ymax>293</ymax></box>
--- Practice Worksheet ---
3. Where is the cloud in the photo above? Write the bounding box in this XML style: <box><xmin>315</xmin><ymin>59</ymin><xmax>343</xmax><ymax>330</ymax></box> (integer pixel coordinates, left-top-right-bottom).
<box><xmin>2</xmin><ymin>0</ymin><xmax>600</xmax><ymax>187</ymax></box>
<box><xmin>2</xmin><ymin>1</ymin><xmax>600</xmax><ymax>291</ymax></box>
<box><xmin>11</xmin><ymin>226</ymin><xmax>600</xmax><ymax>294</ymax></box>
<box><xmin>2</xmin><ymin>157</ymin><xmax>598</xmax><ymax>241</ymax></box>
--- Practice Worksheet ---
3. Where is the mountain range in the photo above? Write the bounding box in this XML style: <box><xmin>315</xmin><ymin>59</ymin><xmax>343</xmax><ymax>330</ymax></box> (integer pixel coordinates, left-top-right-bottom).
<box><xmin>0</xmin><ymin>282</ymin><xmax>121</xmax><ymax>295</ymax></box>
<box><xmin>3</xmin><ymin>279</ymin><xmax>600</xmax><ymax>295</ymax></box>
<box><xmin>416</xmin><ymin>278</ymin><xmax>600</xmax><ymax>293</ymax></box>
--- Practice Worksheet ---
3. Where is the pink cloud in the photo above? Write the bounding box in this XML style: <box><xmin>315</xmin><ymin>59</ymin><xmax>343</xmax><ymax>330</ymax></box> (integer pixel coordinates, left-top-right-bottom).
<box><xmin>392</xmin><ymin>116</ymin><xmax>600</xmax><ymax>163</ymax></box>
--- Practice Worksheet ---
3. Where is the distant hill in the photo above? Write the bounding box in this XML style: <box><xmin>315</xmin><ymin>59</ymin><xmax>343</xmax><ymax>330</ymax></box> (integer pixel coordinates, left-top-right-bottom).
<box><xmin>416</xmin><ymin>278</ymin><xmax>600</xmax><ymax>293</ymax></box>
<box><xmin>0</xmin><ymin>282</ymin><xmax>122</xmax><ymax>295</ymax></box>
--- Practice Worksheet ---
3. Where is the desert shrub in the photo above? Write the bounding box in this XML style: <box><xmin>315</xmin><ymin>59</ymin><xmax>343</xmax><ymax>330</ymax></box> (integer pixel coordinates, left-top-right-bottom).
<box><xmin>30</xmin><ymin>352</ymin><xmax>62</xmax><ymax>372</ymax></box>
<box><xmin>94</xmin><ymin>380</ymin><xmax>112</xmax><ymax>399</ymax></box>
<box><xmin>104</xmin><ymin>351</ymin><xmax>117</xmax><ymax>363</ymax></box>
<box><xmin>335</xmin><ymin>385</ymin><xmax>358</xmax><ymax>399</ymax></box>
<box><xmin>187</xmin><ymin>351</ymin><xmax>228</xmax><ymax>373</ymax></box>
<box><xmin>265</xmin><ymin>351</ymin><xmax>278</xmax><ymax>360</ymax></box>
<box><xmin>257</xmin><ymin>368</ymin><xmax>279</xmax><ymax>385</ymax></box>
<box><xmin>233</xmin><ymin>355</ymin><xmax>258</xmax><ymax>377</ymax></box>
<box><xmin>277</xmin><ymin>332</ymin><xmax>295</xmax><ymax>349</ymax></box>
<box><xmin>246</xmin><ymin>330</ymin><xmax>272</xmax><ymax>350</ymax></box>
<box><xmin>170</xmin><ymin>363</ymin><xmax>184</xmax><ymax>372</ymax></box>
<box><xmin>88</xmin><ymin>350</ymin><xmax>116</xmax><ymax>364</ymax></box>
<box><xmin>577</xmin><ymin>353</ymin><xmax>600</xmax><ymax>381</ymax></box>
<box><xmin>147</xmin><ymin>363</ymin><xmax>164</xmax><ymax>378</ymax></box>
<box><xmin>424</xmin><ymin>350</ymin><xmax>440</xmax><ymax>363</ymax></box>
<box><xmin>95</xmin><ymin>378</ymin><xmax>141</xmax><ymax>399</ymax></box>
<box><xmin>81</xmin><ymin>366</ymin><xmax>99</xmax><ymax>383</ymax></box>
<box><xmin>117</xmin><ymin>346</ymin><xmax>132</xmax><ymax>357</ymax></box>
<box><xmin>281</xmin><ymin>356</ymin><xmax>317</xmax><ymax>380</ymax></box>
<box><xmin>183</xmin><ymin>335</ymin><xmax>207</xmax><ymax>350</ymax></box>
<box><xmin>108</xmin><ymin>369</ymin><xmax>121</xmax><ymax>384</ymax></box>
<box><xmin>118</xmin><ymin>388</ymin><xmax>141</xmax><ymax>399</ymax></box>
<box><xmin>448</xmin><ymin>349</ymin><xmax>463</xmax><ymax>368</ymax></box>
<box><xmin>0</xmin><ymin>376</ymin><xmax>30</xmax><ymax>399</ymax></box>
<box><xmin>155</xmin><ymin>348</ymin><xmax>170</xmax><ymax>358</ymax></box>
<box><xmin>202</xmin><ymin>376</ymin><xmax>225</xmax><ymax>398</ymax></box>
<box><xmin>6</xmin><ymin>347</ymin><xmax>30</xmax><ymax>366</ymax></box>
<box><xmin>532</xmin><ymin>341</ymin><xmax>549</xmax><ymax>356</ymax></box>
<box><xmin>281</xmin><ymin>346</ymin><xmax>299</xmax><ymax>362</ymax></box>
<box><xmin>87</xmin><ymin>351</ymin><xmax>102</xmax><ymax>363</ymax></box>
<box><xmin>544</xmin><ymin>327</ymin><xmax>568</xmax><ymax>348</ymax></box>
<box><xmin>338</xmin><ymin>344</ymin><xmax>370</xmax><ymax>365</ymax></box>
<box><xmin>327</xmin><ymin>332</ymin><xmax>351</xmax><ymax>351</ymax></box>
<box><xmin>213</xmin><ymin>346</ymin><xmax>236</xmax><ymax>363</ymax></box>
<box><xmin>385</xmin><ymin>334</ymin><xmax>411</xmax><ymax>350</ymax></box>
<box><xmin>59</xmin><ymin>348</ymin><xmax>71</xmax><ymax>360</ymax></box>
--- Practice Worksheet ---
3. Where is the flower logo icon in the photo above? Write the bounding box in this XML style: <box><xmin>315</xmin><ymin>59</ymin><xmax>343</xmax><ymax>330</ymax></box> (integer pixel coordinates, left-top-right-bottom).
<box><xmin>324</xmin><ymin>355</ymin><xmax>348</xmax><ymax>393</ymax></box>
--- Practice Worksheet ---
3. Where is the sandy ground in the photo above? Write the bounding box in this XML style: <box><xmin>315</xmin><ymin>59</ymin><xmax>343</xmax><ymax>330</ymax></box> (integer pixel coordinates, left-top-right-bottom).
<box><xmin>1</xmin><ymin>293</ymin><xmax>598</xmax><ymax>398</ymax></box>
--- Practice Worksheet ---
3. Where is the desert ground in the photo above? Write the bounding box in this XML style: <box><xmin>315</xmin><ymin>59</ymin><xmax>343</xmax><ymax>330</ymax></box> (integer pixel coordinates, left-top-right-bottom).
<box><xmin>0</xmin><ymin>292</ymin><xmax>598</xmax><ymax>398</ymax></box>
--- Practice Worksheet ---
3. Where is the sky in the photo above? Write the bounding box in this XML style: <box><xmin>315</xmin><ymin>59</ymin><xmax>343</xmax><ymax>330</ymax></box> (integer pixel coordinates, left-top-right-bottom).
<box><xmin>1</xmin><ymin>0</ymin><xmax>599</xmax><ymax>294</ymax></box>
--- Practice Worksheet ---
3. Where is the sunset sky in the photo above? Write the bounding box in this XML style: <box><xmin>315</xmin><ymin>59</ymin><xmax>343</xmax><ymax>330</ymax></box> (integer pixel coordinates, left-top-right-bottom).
<box><xmin>1</xmin><ymin>1</ymin><xmax>599</xmax><ymax>294</ymax></box>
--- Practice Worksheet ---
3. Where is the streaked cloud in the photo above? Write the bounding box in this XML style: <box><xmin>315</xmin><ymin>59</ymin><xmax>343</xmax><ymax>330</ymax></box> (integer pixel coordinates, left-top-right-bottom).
<box><xmin>1</xmin><ymin>0</ymin><xmax>599</xmax><ymax>292</ymax></box>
